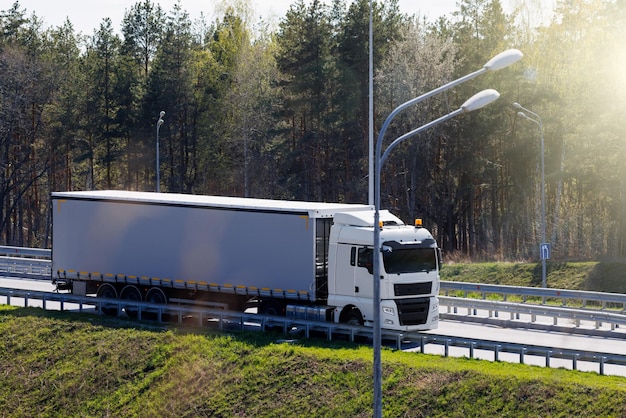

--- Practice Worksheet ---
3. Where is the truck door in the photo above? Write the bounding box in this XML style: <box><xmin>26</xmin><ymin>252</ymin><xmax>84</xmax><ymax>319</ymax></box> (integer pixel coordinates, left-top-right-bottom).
<box><xmin>352</xmin><ymin>247</ymin><xmax>374</xmax><ymax>299</ymax></box>
<box><xmin>333</xmin><ymin>244</ymin><xmax>356</xmax><ymax>296</ymax></box>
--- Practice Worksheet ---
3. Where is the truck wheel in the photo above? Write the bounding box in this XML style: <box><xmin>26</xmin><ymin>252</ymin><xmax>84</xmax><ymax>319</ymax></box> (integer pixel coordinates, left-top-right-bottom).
<box><xmin>260</xmin><ymin>300</ymin><xmax>283</xmax><ymax>316</ymax></box>
<box><xmin>120</xmin><ymin>285</ymin><xmax>142</xmax><ymax>319</ymax></box>
<box><xmin>342</xmin><ymin>309</ymin><xmax>367</xmax><ymax>343</ymax></box>
<box><xmin>96</xmin><ymin>284</ymin><xmax>118</xmax><ymax>316</ymax></box>
<box><xmin>260</xmin><ymin>300</ymin><xmax>283</xmax><ymax>333</ymax></box>
<box><xmin>343</xmin><ymin>309</ymin><xmax>364</xmax><ymax>326</ymax></box>
<box><xmin>144</xmin><ymin>288</ymin><xmax>168</xmax><ymax>321</ymax></box>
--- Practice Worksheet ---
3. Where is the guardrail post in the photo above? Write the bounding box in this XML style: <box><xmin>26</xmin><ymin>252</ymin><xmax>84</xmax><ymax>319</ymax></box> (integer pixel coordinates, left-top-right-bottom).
<box><xmin>545</xmin><ymin>350</ymin><xmax>552</xmax><ymax>368</ymax></box>
<box><xmin>444</xmin><ymin>339</ymin><xmax>451</xmax><ymax>357</ymax></box>
<box><xmin>600</xmin><ymin>357</ymin><xmax>606</xmax><ymax>375</ymax></box>
<box><xmin>572</xmin><ymin>353</ymin><xmax>579</xmax><ymax>371</ymax></box>
<box><xmin>520</xmin><ymin>347</ymin><xmax>526</xmax><ymax>364</ymax></box>
<box><xmin>469</xmin><ymin>342</ymin><xmax>475</xmax><ymax>359</ymax></box>
<box><xmin>494</xmin><ymin>344</ymin><xmax>501</xmax><ymax>362</ymax></box>
<box><xmin>25</xmin><ymin>292</ymin><xmax>30</xmax><ymax>307</ymax></box>
<box><xmin>60</xmin><ymin>297</ymin><xmax>64</xmax><ymax>312</ymax></box>
<box><xmin>42</xmin><ymin>296</ymin><xmax>46</xmax><ymax>311</ymax></box>
<box><xmin>420</xmin><ymin>336</ymin><xmax>425</xmax><ymax>354</ymax></box>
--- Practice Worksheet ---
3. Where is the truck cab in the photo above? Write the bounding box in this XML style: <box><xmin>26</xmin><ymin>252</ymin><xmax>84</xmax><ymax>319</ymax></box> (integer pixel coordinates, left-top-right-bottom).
<box><xmin>327</xmin><ymin>210</ymin><xmax>440</xmax><ymax>331</ymax></box>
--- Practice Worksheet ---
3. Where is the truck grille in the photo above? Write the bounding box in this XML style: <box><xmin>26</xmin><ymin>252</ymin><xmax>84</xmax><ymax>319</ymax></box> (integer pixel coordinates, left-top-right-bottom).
<box><xmin>395</xmin><ymin>298</ymin><xmax>430</xmax><ymax>326</ymax></box>
<box><xmin>394</xmin><ymin>282</ymin><xmax>432</xmax><ymax>296</ymax></box>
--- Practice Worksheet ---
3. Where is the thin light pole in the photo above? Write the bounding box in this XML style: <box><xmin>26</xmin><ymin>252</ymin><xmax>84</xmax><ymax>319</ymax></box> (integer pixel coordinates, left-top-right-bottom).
<box><xmin>156</xmin><ymin>111</ymin><xmax>165</xmax><ymax>193</ymax></box>
<box><xmin>368</xmin><ymin>0</ymin><xmax>374</xmax><ymax>205</ymax></box>
<box><xmin>514</xmin><ymin>103</ymin><xmax>546</xmax><ymax>288</ymax></box>
<box><xmin>373</xmin><ymin>89</ymin><xmax>501</xmax><ymax>418</ymax></box>
<box><xmin>371</xmin><ymin>49</ymin><xmax>522</xmax><ymax>418</ymax></box>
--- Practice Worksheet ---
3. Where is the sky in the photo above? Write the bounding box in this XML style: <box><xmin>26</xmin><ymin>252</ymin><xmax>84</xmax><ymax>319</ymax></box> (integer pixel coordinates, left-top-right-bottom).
<box><xmin>15</xmin><ymin>0</ymin><xmax>466</xmax><ymax>35</ymax></box>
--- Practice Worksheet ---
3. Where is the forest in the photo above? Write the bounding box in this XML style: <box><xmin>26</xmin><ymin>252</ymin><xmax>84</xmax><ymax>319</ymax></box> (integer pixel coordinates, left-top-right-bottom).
<box><xmin>0</xmin><ymin>0</ymin><xmax>625</xmax><ymax>261</ymax></box>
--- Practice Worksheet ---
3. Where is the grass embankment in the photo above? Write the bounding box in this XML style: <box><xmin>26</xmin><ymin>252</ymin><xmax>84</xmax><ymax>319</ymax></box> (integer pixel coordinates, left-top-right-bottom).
<box><xmin>2</xmin><ymin>305</ymin><xmax>626</xmax><ymax>417</ymax></box>
<box><xmin>441</xmin><ymin>260</ymin><xmax>626</xmax><ymax>292</ymax></box>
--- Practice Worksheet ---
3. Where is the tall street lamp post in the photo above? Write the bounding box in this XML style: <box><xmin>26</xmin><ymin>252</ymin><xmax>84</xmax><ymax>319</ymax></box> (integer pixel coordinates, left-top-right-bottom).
<box><xmin>156</xmin><ymin>111</ymin><xmax>165</xmax><ymax>193</ymax></box>
<box><xmin>514</xmin><ymin>103</ymin><xmax>547</xmax><ymax>288</ymax></box>
<box><xmin>371</xmin><ymin>49</ymin><xmax>522</xmax><ymax>418</ymax></box>
<box><xmin>373</xmin><ymin>88</ymin><xmax>501</xmax><ymax>417</ymax></box>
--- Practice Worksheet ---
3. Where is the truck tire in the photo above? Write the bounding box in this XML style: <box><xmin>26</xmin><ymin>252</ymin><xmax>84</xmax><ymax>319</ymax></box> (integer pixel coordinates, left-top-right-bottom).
<box><xmin>96</xmin><ymin>283</ymin><xmax>118</xmax><ymax>316</ymax></box>
<box><xmin>260</xmin><ymin>300</ymin><xmax>284</xmax><ymax>316</ymax></box>
<box><xmin>120</xmin><ymin>285</ymin><xmax>142</xmax><ymax>319</ymax></box>
<box><xmin>260</xmin><ymin>300</ymin><xmax>284</xmax><ymax>332</ymax></box>
<box><xmin>343</xmin><ymin>308</ymin><xmax>364</xmax><ymax>326</ymax></box>
<box><xmin>342</xmin><ymin>308</ymin><xmax>367</xmax><ymax>343</ymax></box>
<box><xmin>144</xmin><ymin>288</ymin><xmax>168</xmax><ymax>321</ymax></box>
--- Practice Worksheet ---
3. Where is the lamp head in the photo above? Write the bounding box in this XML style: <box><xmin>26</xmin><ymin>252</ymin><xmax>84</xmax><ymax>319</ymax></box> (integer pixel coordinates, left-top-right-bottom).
<box><xmin>461</xmin><ymin>89</ymin><xmax>500</xmax><ymax>112</ymax></box>
<box><xmin>160</xmin><ymin>111</ymin><xmax>166</xmax><ymax>118</ymax></box>
<box><xmin>484</xmin><ymin>49</ymin><xmax>523</xmax><ymax>72</ymax></box>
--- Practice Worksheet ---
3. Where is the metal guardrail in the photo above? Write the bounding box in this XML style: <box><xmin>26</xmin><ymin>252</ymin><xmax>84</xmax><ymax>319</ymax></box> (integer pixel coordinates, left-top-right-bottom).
<box><xmin>0</xmin><ymin>246</ymin><xmax>51</xmax><ymax>258</ymax></box>
<box><xmin>441</xmin><ymin>281</ymin><xmax>626</xmax><ymax>310</ymax></box>
<box><xmin>439</xmin><ymin>296</ymin><xmax>626</xmax><ymax>332</ymax></box>
<box><xmin>0</xmin><ymin>256</ymin><xmax>52</xmax><ymax>278</ymax></box>
<box><xmin>1</xmin><ymin>286</ymin><xmax>625</xmax><ymax>376</ymax></box>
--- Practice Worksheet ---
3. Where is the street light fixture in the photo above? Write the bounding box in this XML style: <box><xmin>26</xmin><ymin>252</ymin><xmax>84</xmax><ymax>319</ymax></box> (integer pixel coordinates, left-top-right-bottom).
<box><xmin>372</xmin><ymin>88</ymin><xmax>501</xmax><ymax>417</ymax></box>
<box><xmin>368</xmin><ymin>49</ymin><xmax>524</xmax><ymax>207</ymax></box>
<box><xmin>156</xmin><ymin>111</ymin><xmax>165</xmax><ymax>193</ymax></box>
<box><xmin>514</xmin><ymin>103</ymin><xmax>547</xmax><ymax>288</ymax></box>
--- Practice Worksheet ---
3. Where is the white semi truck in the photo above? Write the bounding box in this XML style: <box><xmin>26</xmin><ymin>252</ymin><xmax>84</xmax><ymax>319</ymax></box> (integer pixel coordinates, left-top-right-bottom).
<box><xmin>51</xmin><ymin>190</ymin><xmax>440</xmax><ymax>331</ymax></box>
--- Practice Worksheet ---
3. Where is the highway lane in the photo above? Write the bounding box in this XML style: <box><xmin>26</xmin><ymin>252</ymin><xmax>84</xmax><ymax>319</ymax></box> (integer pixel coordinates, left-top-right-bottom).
<box><xmin>2</xmin><ymin>276</ymin><xmax>625</xmax><ymax>376</ymax></box>
<box><xmin>416</xmin><ymin>320</ymin><xmax>626</xmax><ymax>375</ymax></box>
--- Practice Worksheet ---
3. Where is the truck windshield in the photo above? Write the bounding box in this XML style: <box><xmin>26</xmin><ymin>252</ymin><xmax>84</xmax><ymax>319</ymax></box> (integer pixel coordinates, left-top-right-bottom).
<box><xmin>382</xmin><ymin>247</ymin><xmax>437</xmax><ymax>274</ymax></box>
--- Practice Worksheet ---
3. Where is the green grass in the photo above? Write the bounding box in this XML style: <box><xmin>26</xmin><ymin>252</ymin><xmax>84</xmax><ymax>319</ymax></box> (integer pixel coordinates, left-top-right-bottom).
<box><xmin>2</xmin><ymin>305</ymin><xmax>626</xmax><ymax>417</ymax></box>
<box><xmin>440</xmin><ymin>261</ymin><xmax>604</xmax><ymax>291</ymax></box>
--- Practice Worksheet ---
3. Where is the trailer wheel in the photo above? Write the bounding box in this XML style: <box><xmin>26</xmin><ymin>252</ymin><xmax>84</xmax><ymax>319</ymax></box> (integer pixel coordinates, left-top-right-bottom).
<box><xmin>120</xmin><ymin>285</ymin><xmax>142</xmax><ymax>319</ymax></box>
<box><xmin>96</xmin><ymin>284</ymin><xmax>118</xmax><ymax>316</ymax></box>
<box><xmin>144</xmin><ymin>288</ymin><xmax>168</xmax><ymax>321</ymax></box>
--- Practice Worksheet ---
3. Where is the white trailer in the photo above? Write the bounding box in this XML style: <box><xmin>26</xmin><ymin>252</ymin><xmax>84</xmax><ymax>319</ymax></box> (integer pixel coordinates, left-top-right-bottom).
<box><xmin>51</xmin><ymin>190</ymin><xmax>439</xmax><ymax>331</ymax></box>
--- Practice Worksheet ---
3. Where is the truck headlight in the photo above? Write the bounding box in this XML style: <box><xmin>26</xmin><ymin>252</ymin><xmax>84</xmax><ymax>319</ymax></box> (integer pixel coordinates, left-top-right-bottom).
<box><xmin>382</xmin><ymin>306</ymin><xmax>395</xmax><ymax>315</ymax></box>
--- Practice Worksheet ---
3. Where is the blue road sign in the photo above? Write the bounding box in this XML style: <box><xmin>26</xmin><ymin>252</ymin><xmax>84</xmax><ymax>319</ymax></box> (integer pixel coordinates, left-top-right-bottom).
<box><xmin>540</xmin><ymin>243</ymin><xmax>551</xmax><ymax>260</ymax></box>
